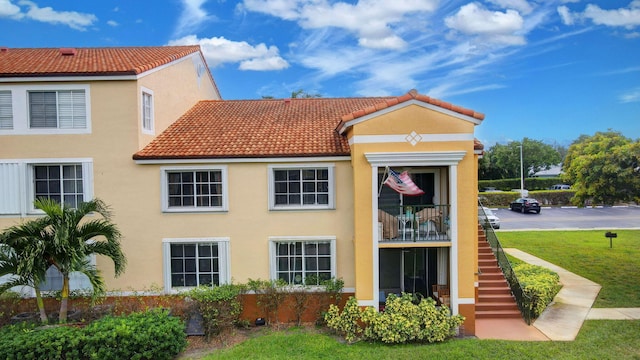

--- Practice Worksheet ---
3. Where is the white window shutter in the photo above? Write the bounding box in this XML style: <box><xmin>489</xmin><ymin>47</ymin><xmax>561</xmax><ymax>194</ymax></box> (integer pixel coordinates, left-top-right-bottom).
<box><xmin>0</xmin><ymin>90</ymin><xmax>12</xmax><ymax>129</ymax></box>
<box><xmin>0</xmin><ymin>162</ymin><xmax>21</xmax><ymax>214</ymax></box>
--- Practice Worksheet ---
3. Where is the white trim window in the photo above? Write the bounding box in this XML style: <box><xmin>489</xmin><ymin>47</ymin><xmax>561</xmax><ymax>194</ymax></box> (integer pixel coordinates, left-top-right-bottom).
<box><xmin>33</xmin><ymin>164</ymin><xmax>85</xmax><ymax>209</ymax></box>
<box><xmin>29</xmin><ymin>90</ymin><xmax>86</xmax><ymax>129</ymax></box>
<box><xmin>268</xmin><ymin>164</ymin><xmax>335</xmax><ymax>210</ymax></box>
<box><xmin>141</xmin><ymin>88</ymin><xmax>154</xmax><ymax>134</ymax></box>
<box><xmin>0</xmin><ymin>90</ymin><xmax>12</xmax><ymax>129</ymax></box>
<box><xmin>269</xmin><ymin>236</ymin><xmax>336</xmax><ymax>285</ymax></box>
<box><xmin>0</xmin><ymin>84</ymin><xmax>91</xmax><ymax>135</ymax></box>
<box><xmin>162</xmin><ymin>238</ymin><xmax>230</xmax><ymax>293</ymax></box>
<box><xmin>161</xmin><ymin>166</ymin><xmax>228</xmax><ymax>212</ymax></box>
<box><xmin>0</xmin><ymin>159</ymin><xmax>93</xmax><ymax>215</ymax></box>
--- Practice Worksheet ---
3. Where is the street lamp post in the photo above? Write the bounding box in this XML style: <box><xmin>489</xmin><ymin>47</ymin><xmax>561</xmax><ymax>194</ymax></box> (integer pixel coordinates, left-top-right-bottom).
<box><xmin>519</xmin><ymin>144</ymin><xmax>524</xmax><ymax>197</ymax></box>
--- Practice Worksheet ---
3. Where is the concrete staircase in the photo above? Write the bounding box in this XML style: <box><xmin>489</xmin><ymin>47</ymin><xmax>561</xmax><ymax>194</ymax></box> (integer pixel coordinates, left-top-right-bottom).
<box><xmin>476</xmin><ymin>225</ymin><xmax>522</xmax><ymax>319</ymax></box>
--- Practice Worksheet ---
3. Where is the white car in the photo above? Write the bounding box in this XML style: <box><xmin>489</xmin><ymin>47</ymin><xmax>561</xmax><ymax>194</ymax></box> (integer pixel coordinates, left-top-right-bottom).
<box><xmin>481</xmin><ymin>207</ymin><xmax>500</xmax><ymax>229</ymax></box>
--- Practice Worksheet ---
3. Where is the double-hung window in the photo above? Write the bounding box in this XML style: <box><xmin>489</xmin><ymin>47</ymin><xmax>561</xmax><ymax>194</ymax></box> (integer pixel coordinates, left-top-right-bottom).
<box><xmin>269</xmin><ymin>164</ymin><xmax>334</xmax><ymax>210</ymax></box>
<box><xmin>29</xmin><ymin>90</ymin><xmax>86</xmax><ymax>129</ymax></box>
<box><xmin>162</xmin><ymin>238</ymin><xmax>230</xmax><ymax>292</ymax></box>
<box><xmin>270</xmin><ymin>237</ymin><xmax>336</xmax><ymax>285</ymax></box>
<box><xmin>0</xmin><ymin>84</ymin><xmax>90</xmax><ymax>135</ymax></box>
<box><xmin>161</xmin><ymin>166</ymin><xmax>228</xmax><ymax>212</ymax></box>
<box><xmin>141</xmin><ymin>88</ymin><xmax>154</xmax><ymax>133</ymax></box>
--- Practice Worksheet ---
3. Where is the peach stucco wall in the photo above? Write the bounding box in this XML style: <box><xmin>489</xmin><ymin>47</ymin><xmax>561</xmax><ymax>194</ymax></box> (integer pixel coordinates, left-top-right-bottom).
<box><xmin>345</xmin><ymin>103</ymin><xmax>480</xmax><ymax>308</ymax></box>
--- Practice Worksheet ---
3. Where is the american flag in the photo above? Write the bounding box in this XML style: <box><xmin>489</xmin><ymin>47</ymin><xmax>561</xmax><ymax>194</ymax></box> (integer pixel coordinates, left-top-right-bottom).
<box><xmin>384</xmin><ymin>168</ymin><xmax>424</xmax><ymax>196</ymax></box>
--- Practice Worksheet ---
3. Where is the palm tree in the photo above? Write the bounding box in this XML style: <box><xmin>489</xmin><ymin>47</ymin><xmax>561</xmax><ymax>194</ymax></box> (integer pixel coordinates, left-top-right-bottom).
<box><xmin>33</xmin><ymin>198</ymin><xmax>126</xmax><ymax>323</ymax></box>
<box><xmin>0</xmin><ymin>218</ymin><xmax>52</xmax><ymax>324</ymax></box>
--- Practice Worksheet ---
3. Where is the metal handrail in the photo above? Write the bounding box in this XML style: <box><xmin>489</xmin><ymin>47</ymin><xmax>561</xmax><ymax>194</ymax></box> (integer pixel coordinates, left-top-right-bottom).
<box><xmin>478</xmin><ymin>202</ymin><xmax>534</xmax><ymax>324</ymax></box>
<box><xmin>378</xmin><ymin>204</ymin><xmax>450</xmax><ymax>242</ymax></box>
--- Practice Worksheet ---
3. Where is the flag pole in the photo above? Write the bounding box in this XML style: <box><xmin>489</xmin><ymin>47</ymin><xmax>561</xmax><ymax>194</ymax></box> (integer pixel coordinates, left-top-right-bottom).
<box><xmin>378</xmin><ymin>166</ymin><xmax>389</xmax><ymax>198</ymax></box>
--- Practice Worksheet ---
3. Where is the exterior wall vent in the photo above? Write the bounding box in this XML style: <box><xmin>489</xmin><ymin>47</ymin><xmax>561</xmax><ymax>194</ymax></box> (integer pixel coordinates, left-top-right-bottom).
<box><xmin>60</xmin><ymin>48</ymin><xmax>77</xmax><ymax>56</ymax></box>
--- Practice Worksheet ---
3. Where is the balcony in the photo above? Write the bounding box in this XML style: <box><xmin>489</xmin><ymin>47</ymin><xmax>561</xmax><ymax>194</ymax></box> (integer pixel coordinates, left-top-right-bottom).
<box><xmin>378</xmin><ymin>204</ymin><xmax>450</xmax><ymax>243</ymax></box>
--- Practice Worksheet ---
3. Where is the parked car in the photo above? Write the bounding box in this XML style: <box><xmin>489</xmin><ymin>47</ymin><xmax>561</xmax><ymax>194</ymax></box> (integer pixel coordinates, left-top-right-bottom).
<box><xmin>509</xmin><ymin>198</ymin><xmax>541</xmax><ymax>214</ymax></box>
<box><xmin>550</xmin><ymin>184</ymin><xmax>571</xmax><ymax>190</ymax></box>
<box><xmin>480</xmin><ymin>207</ymin><xmax>500</xmax><ymax>229</ymax></box>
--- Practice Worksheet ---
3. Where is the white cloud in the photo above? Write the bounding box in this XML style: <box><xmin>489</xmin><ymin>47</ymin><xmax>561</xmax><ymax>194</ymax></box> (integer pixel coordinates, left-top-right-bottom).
<box><xmin>583</xmin><ymin>3</ymin><xmax>640</xmax><ymax>29</ymax></box>
<box><xmin>557</xmin><ymin>5</ymin><xmax>573</xmax><ymax>25</ymax></box>
<box><xmin>174</xmin><ymin>0</ymin><xmax>214</xmax><ymax>37</ymax></box>
<box><xmin>445</xmin><ymin>3</ymin><xmax>525</xmax><ymax>45</ymax></box>
<box><xmin>561</xmin><ymin>2</ymin><xmax>640</xmax><ymax>29</ymax></box>
<box><xmin>14</xmin><ymin>0</ymin><xmax>97</xmax><ymax>30</ymax></box>
<box><xmin>168</xmin><ymin>35</ymin><xmax>289</xmax><ymax>71</ymax></box>
<box><xmin>107</xmin><ymin>20</ymin><xmax>118</xmax><ymax>27</ymax></box>
<box><xmin>0</xmin><ymin>0</ymin><xmax>22</xmax><ymax>18</ymax></box>
<box><xmin>487</xmin><ymin>0</ymin><xmax>533</xmax><ymax>15</ymax></box>
<box><xmin>240</xmin><ymin>57</ymin><xmax>290</xmax><ymax>71</ymax></box>
<box><xmin>620</xmin><ymin>87</ymin><xmax>640</xmax><ymax>103</ymax></box>
<box><xmin>241</xmin><ymin>0</ymin><xmax>438</xmax><ymax>50</ymax></box>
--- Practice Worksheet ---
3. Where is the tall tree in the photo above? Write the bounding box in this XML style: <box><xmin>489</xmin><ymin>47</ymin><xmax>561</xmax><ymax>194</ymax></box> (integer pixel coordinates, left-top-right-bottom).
<box><xmin>0</xmin><ymin>223</ymin><xmax>50</xmax><ymax>323</ymax></box>
<box><xmin>290</xmin><ymin>89</ymin><xmax>321</xmax><ymax>98</ymax></box>
<box><xmin>1</xmin><ymin>198</ymin><xmax>127</xmax><ymax>323</ymax></box>
<box><xmin>37</xmin><ymin>198</ymin><xmax>126</xmax><ymax>323</ymax></box>
<box><xmin>562</xmin><ymin>130</ymin><xmax>640</xmax><ymax>206</ymax></box>
<box><xmin>479</xmin><ymin>138</ymin><xmax>562</xmax><ymax>180</ymax></box>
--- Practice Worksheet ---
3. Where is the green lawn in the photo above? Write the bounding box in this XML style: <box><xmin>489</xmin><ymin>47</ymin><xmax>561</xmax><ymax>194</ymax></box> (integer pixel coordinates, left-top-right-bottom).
<box><xmin>185</xmin><ymin>230</ymin><xmax>640</xmax><ymax>359</ymax></box>
<box><xmin>201</xmin><ymin>322</ymin><xmax>640</xmax><ymax>360</ymax></box>
<box><xmin>498</xmin><ymin>230</ymin><xmax>640</xmax><ymax>308</ymax></box>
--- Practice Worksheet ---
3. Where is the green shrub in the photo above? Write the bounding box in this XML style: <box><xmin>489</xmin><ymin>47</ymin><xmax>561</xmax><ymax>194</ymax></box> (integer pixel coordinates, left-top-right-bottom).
<box><xmin>187</xmin><ymin>284</ymin><xmax>245</xmax><ymax>339</ymax></box>
<box><xmin>313</xmin><ymin>277</ymin><xmax>344</xmax><ymax>325</ymax></box>
<box><xmin>82</xmin><ymin>308</ymin><xmax>186</xmax><ymax>360</ymax></box>
<box><xmin>0</xmin><ymin>309</ymin><xmax>186</xmax><ymax>360</ymax></box>
<box><xmin>513</xmin><ymin>263</ymin><xmax>562</xmax><ymax>318</ymax></box>
<box><xmin>0</xmin><ymin>323</ymin><xmax>84</xmax><ymax>360</ymax></box>
<box><xmin>324</xmin><ymin>296</ymin><xmax>363</xmax><ymax>343</ymax></box>
<box><xmin>325</xmin><ymin>294</ymin><xmax>464</xmax><ymax>344</ymax></box>
<box><xmin>248</xmin><ymin>279</ymin><xmax>288</xmax><ymax>325</ymax></box>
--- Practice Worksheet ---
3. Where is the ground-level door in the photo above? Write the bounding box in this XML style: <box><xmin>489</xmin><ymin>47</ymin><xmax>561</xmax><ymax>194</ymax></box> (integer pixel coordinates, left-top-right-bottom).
<box><xmin>378</xmin><ymin>247</ymin><xmax>449</xmax><ymax>304</ymax></box>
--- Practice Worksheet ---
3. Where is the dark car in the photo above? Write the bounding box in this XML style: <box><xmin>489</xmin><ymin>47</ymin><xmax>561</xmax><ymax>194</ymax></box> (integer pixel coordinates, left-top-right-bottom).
<box><xmin>509</xmin><ymin>198</ymin><xmax>541</xmax><ymax>214</ymax></box>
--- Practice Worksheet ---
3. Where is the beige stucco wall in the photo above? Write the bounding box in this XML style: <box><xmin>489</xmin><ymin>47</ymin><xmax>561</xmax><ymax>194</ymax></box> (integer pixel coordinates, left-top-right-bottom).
<box><xmin>109</xmin><ymin>160</ymin><xmax>356</xmax><ymax>290</ymax></box>
<box><xmin>137</xmin><ymin>53</ymin><xmax>220</xmax><ymax>149</ymax></box>
<box><xmin>0</xmin><ymin>54</ymin><xmax>220</xmax><ymax>292</ymax></box>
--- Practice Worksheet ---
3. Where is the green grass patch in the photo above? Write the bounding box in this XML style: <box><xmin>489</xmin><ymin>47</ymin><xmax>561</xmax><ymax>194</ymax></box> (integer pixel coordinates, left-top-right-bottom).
<box><xmin>201</xmin><ymin>322</ymin><xmax>640</xmax><ymax>359</ymax></box>
<box><xmin>498</xmin><ymin>230</ymin><xmax>640</xmax><ymax>308</ymax></box>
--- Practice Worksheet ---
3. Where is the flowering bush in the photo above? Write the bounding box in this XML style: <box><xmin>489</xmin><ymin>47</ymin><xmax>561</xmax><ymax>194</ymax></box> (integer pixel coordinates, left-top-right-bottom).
<box><xmin>513</xmin><ymin>263</ymin><xmax>562</xmax><ymax>318</ymax></box>
<box><xmin>325</xmin><ymin>293</ymin><xmax>464</xmax><ymax>344</ymax></box>
<box><xmin>324</xmin><ymin>296</ymin><xmax>363</xmax><ymax>343</ymax></box>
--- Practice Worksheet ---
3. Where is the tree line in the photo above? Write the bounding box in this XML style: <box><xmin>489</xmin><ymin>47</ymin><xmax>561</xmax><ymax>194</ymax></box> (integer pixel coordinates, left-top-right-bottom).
<box><xmin>479</xmin><ymin>130</ymin><xmax>640</xmax><ymax>206</ymax></box>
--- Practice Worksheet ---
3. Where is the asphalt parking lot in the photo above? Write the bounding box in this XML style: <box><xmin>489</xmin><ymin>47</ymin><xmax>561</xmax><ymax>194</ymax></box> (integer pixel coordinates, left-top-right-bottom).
<box><xmin>491</xmin><ymin>206</ymin><xmax>640</xmax><ymax>231</ymax></box>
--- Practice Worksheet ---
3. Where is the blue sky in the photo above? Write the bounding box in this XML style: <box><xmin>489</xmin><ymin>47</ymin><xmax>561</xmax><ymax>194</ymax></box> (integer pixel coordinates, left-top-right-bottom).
<box><xmin>1</xmin><ymin>0</ymin><xmax>639</xmax><ymax>146</ymax></box>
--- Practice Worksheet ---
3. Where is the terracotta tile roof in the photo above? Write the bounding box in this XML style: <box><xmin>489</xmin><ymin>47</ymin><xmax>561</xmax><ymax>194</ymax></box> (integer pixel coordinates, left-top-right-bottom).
<box><xmin>134</xmin><ymin>97</ymin><xmax>392</xmax><ymax>160</ymax></box>
<box><xmin>134</xmin><ymin>91</ymin><xmax>485</xmax><ymax>160</ymax></box>
<box><xmin>337</xmin><ymin>89</ymin><xmax>484</xmax><ymax>133</ymax></box>
<box><xmin>0</xmin><ymin>46</ymin><xmax>202</xmax><ymax>77</ymax></box>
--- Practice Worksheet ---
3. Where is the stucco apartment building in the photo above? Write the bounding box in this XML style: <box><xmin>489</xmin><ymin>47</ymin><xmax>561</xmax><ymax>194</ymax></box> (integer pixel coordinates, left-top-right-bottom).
<box><xmin>0</xmin><ymin>46</ymin><xmax>485</xmax><ymax>334</ymax></box>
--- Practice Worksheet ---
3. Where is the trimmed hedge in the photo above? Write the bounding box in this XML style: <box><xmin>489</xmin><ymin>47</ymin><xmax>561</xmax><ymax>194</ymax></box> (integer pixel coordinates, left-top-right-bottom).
<box><xmin>479</xmin><ymin>177</ymin><xmax>565</xmax><ymax>191</ymax></box>
<box><xmin>478</xmin><ymin>190</ymin><xmax>575</xmax><ymax>207</ymax></box>
<box><xmin>514</xmin><ymin>263</ymin><xmax>562</xmax><ymax>318</ymax></box>
<box><xmin>0</xmin><ymin>309</ymin><xmax>186</xmax><ymax>360</ymax></box>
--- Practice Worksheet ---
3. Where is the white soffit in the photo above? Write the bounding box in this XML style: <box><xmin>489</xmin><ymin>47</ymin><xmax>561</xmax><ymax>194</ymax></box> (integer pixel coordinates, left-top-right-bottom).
<box><xmin>364</xmin><ymin>151</ymin><xmax>467</xmax><ymax>167</ymax></box>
